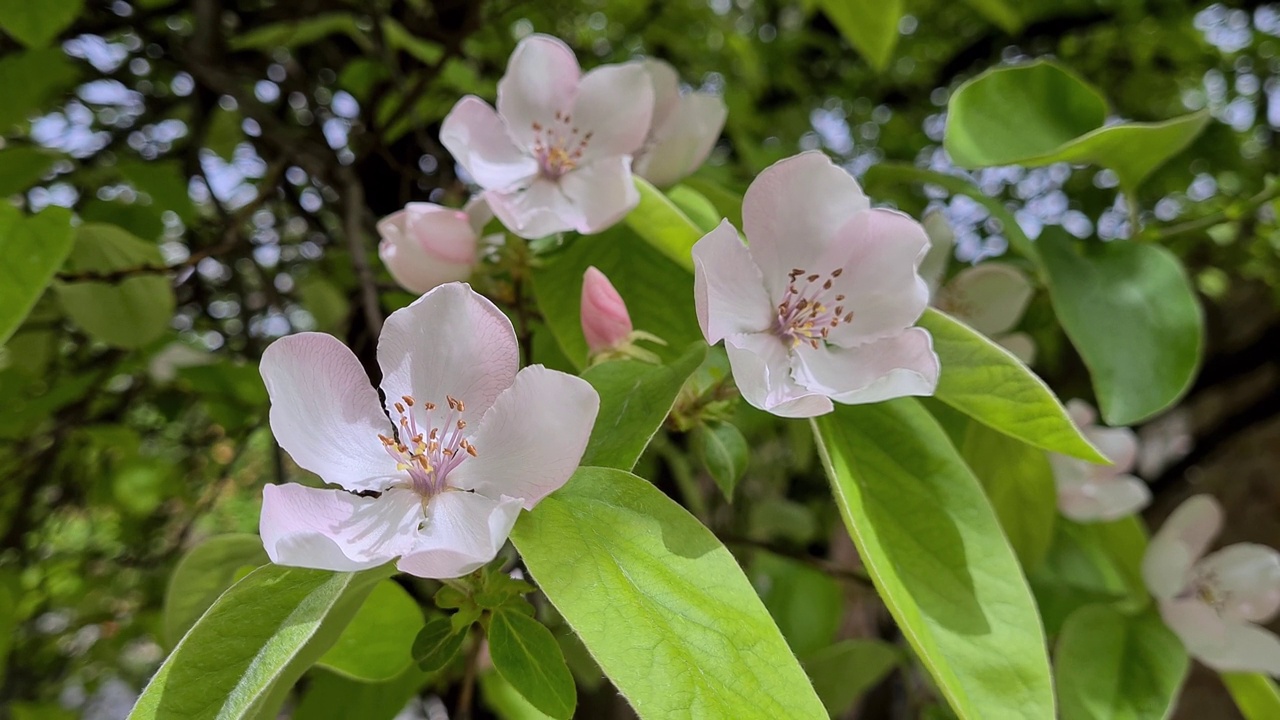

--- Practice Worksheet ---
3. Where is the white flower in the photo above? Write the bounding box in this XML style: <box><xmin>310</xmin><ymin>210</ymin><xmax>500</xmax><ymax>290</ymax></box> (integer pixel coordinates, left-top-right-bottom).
<box><xmin>921</xmin><ymin>209</ymin><xmax>1036</xmax><ymax>363</ymax></box>
<box><xmin>1142</xmin><ymin>495</ymin><xmax>1280</xmax><ymax>674</ymax></box>
<box><xmin>257</xmin><ymin>283</ymin><xmax>600</xmax><ymax>578</ymax></box>
<box><xmin>440</xmin><ymin>34</ymin><xmax>653</xmax><ymax>239</ymax></box>
<box><xmin>1051</xmin><ymin>399</ymin><xmax>1151</xmax><ymax>522</ymax></box>
<box><xmin>691</xmin><ymin>151</ymin><xmax>939</xmax><ymax>418</ymax></box>
<box><xmin>632</xmin><ymin>59</ymin><xmax>726</xmax><ymax>188</ymax></box>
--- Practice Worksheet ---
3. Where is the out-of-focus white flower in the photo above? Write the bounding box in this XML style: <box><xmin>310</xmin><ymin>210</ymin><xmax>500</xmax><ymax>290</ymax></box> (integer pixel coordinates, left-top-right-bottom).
<box><xmin>1143</xmin><ymin>495</ymin><xmax>1280</xmax><ymax>674</ymax></box>
<box><xmin>632</xmin><ymin>59</ymin><xmax>726</xmax><ymax>188</ymax></box>
<box><xmin>1051</xmin><ymin>399</ymin><xmax>1151</xmax><ymax>522</ymax></box>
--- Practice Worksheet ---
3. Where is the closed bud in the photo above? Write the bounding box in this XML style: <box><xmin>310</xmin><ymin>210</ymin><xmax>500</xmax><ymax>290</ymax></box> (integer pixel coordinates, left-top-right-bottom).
<box><xmin>581</xmin><ymin>266</ymin><xmax>633</xmax><ymax>354</ymax></box>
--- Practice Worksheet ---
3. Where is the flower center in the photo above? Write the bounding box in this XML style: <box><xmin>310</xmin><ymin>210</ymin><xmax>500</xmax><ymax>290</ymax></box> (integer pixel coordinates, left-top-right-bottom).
<box><xmin>378</xmin><ymin>394</ymin><xmax>478</xmax><ymax>499</ymax></box>
<box><xmin>1182</xmin><ymin>568</ymin><xmax>1231</xmax><ymax>615</ymax></box>
<box><xmin>774</xmin><ymin>267</ymin><xmax>853</xmax><ymax>349</ymax></box>
<box><xmin>530</xmin><ymin>111</ymin><xmax>593</xmax><ymax>180</ymax></box>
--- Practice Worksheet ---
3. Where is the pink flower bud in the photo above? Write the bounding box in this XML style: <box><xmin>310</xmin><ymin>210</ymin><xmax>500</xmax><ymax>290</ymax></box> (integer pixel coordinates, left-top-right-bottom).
<box><xmin>581</xmin><ymin>266</ymin><xmax>633</xmax><ymax>354</ymax></box>
<box><xmin>377</xmin><ymin>202</ymin><xmax>479</xmax><ymax>294</ymax></box>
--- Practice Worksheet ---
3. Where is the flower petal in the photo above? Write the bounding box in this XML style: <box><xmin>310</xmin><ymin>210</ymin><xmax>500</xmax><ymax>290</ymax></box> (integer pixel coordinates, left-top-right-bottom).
<box><xmin>822</xmin><ymin>208</ymin><xmax>931</xmax><ymax>345</ymax></box>
<box><xmin>559</xmin><ymin>155</ymin><xmax>641</xmax><ymax>234</ymax></box>
<box><xmin>635</xmin><ymin>93</ymin><xmax>727</xmax><ymax>188</ymax></box>
<box><xmin>919</xmin><ymin>208</ymin><xmax>953</xmax><ymax>293</ymax></box>
<box><xmin>997</xmin><ymin>332</ymin><xmax>1037</xmax><ymax>365</ymax></box>
<box><xmin>1056</xmin><ymin>474</ymin><xmax>1151</xmax><ymax>523</ymax></box>
<box><xmin>741</xmin><ymin>152</ymin><xmax>870</xmax><ymax>299</ymax></box>
<box><xmin>936</xmin><ymin>263</ymin><xmax>1033</xmax><ymax>336</ymax></box>
<box><xmin>1143</xmin><ymin>494</ymin><xmax>1224</xmax><ymax>601</ymax></box>
<box><xmin>260</xmin><ymin>484</ymin><xmax>421</xmax><ymax>571</ymax></box>
<box><xmin>692</xmin><ymin>220</ymin><xmax>774</xmax><ymax>344</ymax></box>
<box><xmin>640</xmin><ymin>58</ymin><xmax>681</xmax><ymax>129</ymax></box>
<box><xmin>724</xmin><ymin>332</ymin><xmax>833</xmax><ymax>418</ymax></box>
<box><xmin>440</xmin><ymin>96</ymin><xmax>538</xmax><ymax>191</ymax></box>
<box><xmin>395</xmin><ymin>491</ymin><xmax>523</xmax><ymax>579</ymax></box>
<box><xmin>791</xmin><ymin>327</ymin><xmax>940</xmax><ymax>405</ymax></box>
<box><xmin>496</xmin><ymin>34</ymin><xmax>581</xmax><ymax>151</ymax></box>
<box><xmin>377</xmin><ymin>203</ymin><xmax>476</xmax><ymax>294</ymax></box>
<box><xmin>1085</xmin><ymin>424</ymin><xmax>1139</xmax><ymax>474</ymax></box>
<box><xmin>485</xmin><ymin>178</ymin><xmax>579</xmax><ymax>239</ymax></box>
<box><xmin>449</xmin><ymin>365</ymin><xmax>599</xmax><ymax>510</ymax></box>
<box><xmin>1199</xmin><ymin>543</ymin><xmax>1280</xmax><ymax>623</ymax></box>
<box><xmin>1066</xmin><ymin>398</ymin><xmax>1097</xmax><ymax>428</ymax></box>
<box><xmin>377</xmin><ymin>283</ymin><xmax>519</xmax><ymax>431</ymax></box>
<box><xmin>572</xmin><ymin>62</ymin><xmax>653</xmax><ymax>160</ymax></box>
<box><xmin>260</xmin><ymin>333</ymin><xmax>396</xmax><ymax>492</ymax></box>
<box><xmin>581</xmin><ymin>266</ymin><xmax>633</xmax><ymax>353</ymax></box>
<box><xmin>1163</xmin><ymin>599</ymin><xmax>1280</xmax><ymax>675</ymax></box>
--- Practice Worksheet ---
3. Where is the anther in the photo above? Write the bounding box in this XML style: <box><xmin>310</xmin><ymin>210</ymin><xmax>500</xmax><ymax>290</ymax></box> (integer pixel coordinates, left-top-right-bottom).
<box><xmin>394</xmin><ymin>402</ymin><xmax>405</xmax><ymax>414</ymax></box>
<box><xmin>456</xmin><ymin>420</ymin><xmax>466</xmax><ymax>430</ymax></box>
<box><xmin>807</xmin><ymin>274</ymin><xmax>820</xmax><ymax>282</ymax></box>
<box><xmin>831</xmin><ymin>268</ymin><xmax>843</xmax><ymax>277</ymax></box>
<box><xmin>823</xmin><ymin>279</ymin><xmax>833</xmax><ymax>290</ymax></box>
<box><xmin>835</xmin><ymin>294</ymin><xmax>846</xmax><ymax>302</ymax></box>
<box><xmin>402</xmin><ymin>395</ymin><xmax>415</xmax><ymax>407</ymax></box>
<box><xmin>425</xmin><ymin>402</ymin><xmax>436</xmax><ymax>410</ymax></box>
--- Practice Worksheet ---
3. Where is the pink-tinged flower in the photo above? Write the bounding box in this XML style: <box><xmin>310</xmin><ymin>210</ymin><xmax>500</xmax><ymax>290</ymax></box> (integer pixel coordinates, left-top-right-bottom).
<box><xmin>921</xmin><ymin>209</ymin><xmax>1036</xmax><ymax>363</ymax></box>
<box><xmin>691</xmin><ymin>151</ymin><xmax>940</xmax><ymax>418</ymax></box>
<box><xmin>1050</xmin><ymin>399</ymin><xmax>1150</xmax><ymax>522</ymax></box>
<box><xmin>377</xmin><ymin>197</ymin><xmax>491</xmax><ymax>294</ymax></box>
<box><xmin>581</xmin><ymin>266</ymin><xmax>632</xmax><ymax>354</ymax></box>
<box><xmin>1142</xmin><ymin>495</ymin><xmax>1280</xmax><ymax>674</ymax></box>
<box><xmin>257</xmin><ymin>283</ymin><xmax>600</xmax><ymax>579</ymax></box>
<box><xmin>440</xmin><ymin>34</ymin><xmax>653</xmax><ymax>240</ymax></box>
<box><xmin>632</xmin><ymin>59</ymin><xmax>727</xmax><ymax>188</ymax></box>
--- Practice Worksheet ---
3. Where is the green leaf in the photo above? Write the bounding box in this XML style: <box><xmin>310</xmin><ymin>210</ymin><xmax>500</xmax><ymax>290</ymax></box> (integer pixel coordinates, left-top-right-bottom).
<box><xmin>812</xmin><ymin>399</ymin><xmax>1055</xmax><ymax>720</ymax></box>
<box><xmin>380</xmin><ymin>17</ymin><xmax>444</xmax><ymax>64</ymax></box>
<box><xmin>665</xmin><ymin>184</ymin><xmax>722</xmax><ymax>233</ymax></box>
<box><xmin>532</xmin><ymin>225</ymin><xmax>703</xmax><ymax>368</ymax></box>
<box><xmin>317</xmin><ymin>580</ymin><xmax>424</xmax><ymax>682</ymax></box>
<box><xmin>1029</xmin><ymin>518</ymin><xmax>1148</xmax><ymax>635</ymax></box>
<box><xmin>0</xmin><ymin>0</ymin><xmax>82</xmax><ymax>47</ymax></box>
<box><xmin>0</xmin><ymin>205</ymin><xmax>73</xmax><ymax>346</ymax></box>
<box><xmin>960</xmin><ymin>0</ymin><xmax>1023</xmax><ymax>33</ymax></box>
<box><xmin>411</xmin><ymin>615</ymin><xmax>467</xmax><ymax>673</ymax></box>
<box><xmin>1054</xmin><ymin>605</ymin><xmax>1188</xmax><ymax>720</ymax></box>
<box><xmin>579</xmin><ymin>343</ymin><xmax>707</xmax><ymax>470</ymax></box>
<box><xmin>488</xmin><ymin>608</ymin><xmax>577</xmax><ymax>720</ymax></box>
<box><xmin>864</xmin><ymin>163</ymin><xmax>1039</xmax><ymax>264</ymax></box>
<box><xmin>752</xmin><ymin>553</ymin><xmax>842</xmax><ymax>656</ymax></box>
<box><xmin>163</xmin><ymin>534</ymin><xmax>269</xmax><ymax>647</ymax></box>
<box><xmin>293</xmin><ymin>666</ymin><xmax>431</xmax><ymax>720</ymax></box>
<box><xmin>681</xmin><ymin>175</ymin><xmax>744</xmax><ymax>229</ymax></box>
<box><xmin>0</xmin><ymin>48</ymin><xmax>79</xmax><ymax>130</ymax></box>
<box><xmin>816</xmin><ymin>0</ymin><xmax>903</xmax><ymax>73</ymax></box>
<box><xmin>229</xmin><ymin>13</ymin><xmax>369</xmax><ymax>51</ymax></box>
<box><xmin>945</xmin><ymin>60</ymin><xmax>1209</xmax><ymax>192</ymax></box>
<box><xmin>959</xmin><ymin>421</ymin><xmax>1057</xmax><ymax>571</ymax></box>
<box><xmin>1039</xmin><ymin>230</ymin><xmax>1203</xmax><ymax>425</ymax></box>
<box><xmin>511</xmin><ymin>467</ymin><xmax>827</xmax><ymax>720</ymax></box>
<box><xmin>297</xmin><ymin>275</ymin><xmax>350</xmax><ymax>334</ymax></box>
<box><xmin>693</xmin><ymin>421</ymin><xmax>749</xmax><ymax>500</ymax></box>
<box><xmin>480</xmin><ymin>670</ymin><xmax>556</xmax><ymax>720</ymax></box>
<box><xmin>1223</xmin><ymin>673</ymin><xmax>1280</xmax><ymax>720</ymax></box>
<box><xmin>802</xmin><ymin>640</ymin><xmax>901</xmax><ymax>717</ymax></box>
<box><xmin>0</xmin><ymin>146</ymin><xmax>59</xmax><ymax>196</ymax></box>
<box><xmin>130</xmin><ymin>564</ymin><xmax>393</xmax><ymax>720</ymax></box>
<box><xmin>0</xmin><ymin>568</ymin><xmax>20</xmax><ymax>680</ymax></box>
<box><xmin>623</xmin><ymin>177</ymin><xmax>704</xmax><ymax>271</ymax></box>
<box><xmin>116</xmin><ymin>160</ymin><xmax>197</xmax><ymax>223</ymax></box>
<box><xmin>55</xmin><ymin>224</ymin><xmax>177</xmax><ymax>349</ymax></box>
<box><xmin>920</xmin><ymin>308</ymin><xmax>1105</xmax><ymax>462</ymax></box>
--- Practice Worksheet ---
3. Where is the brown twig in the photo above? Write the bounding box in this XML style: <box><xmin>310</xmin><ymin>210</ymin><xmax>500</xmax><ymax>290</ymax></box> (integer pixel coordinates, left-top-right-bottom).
<box><xmin>338</xmin><ymin>164</ymin><xmax>384</xmax><ymax>336</ymax></box>
<box><xmin>455</xmin><ymin>632</ymin><xmax>483</xmax><ymax>720</ymax></box>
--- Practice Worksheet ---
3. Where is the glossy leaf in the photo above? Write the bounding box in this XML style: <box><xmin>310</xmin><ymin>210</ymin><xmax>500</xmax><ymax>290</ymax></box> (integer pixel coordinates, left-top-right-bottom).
<box><xmin>693</xmin><ymin>420</ymin><xmax>749</xmax><ymax>500</ymax></box>
<box><xmin>1040</xmin><ymin>230</ymin><xmax>1203</xmax><ymax>425</ymax></box>
<box><xmin>752</xmin><ymin>553</ymin><xmax>842</xmax><ymax>656</ymax></box>
<box><xmin>960</xmin><ymin>421</ymin><xmax>1057</xmax><ymax>571</ymax></box>
<box><xmin>945</xmin><ymin>60</ymin><xmax>1209</xmax><ymax>191</ymax></box>
<box><xmin>293</xmin><ymin>666</ymin><xmax>431</xmax><ymax>720</ymax></box>
<box><xmin>511</xmin><ymin>467</ymin><xmax>827</xmax><ymax>720</ymax></box>
<box><xmin>412</xmin><ymin>615</ymin><xmax>467</xmax><ymax>673</ymax></box>
<box><xmin>488</xmin><ymin>608</ymin><xmax>576</xmax><ymax>720</ymax></box>
<box><xmin>580</xmin><ymin>344</ymin><xmax>707</xmax><ymax>470</ymax></box>
<box><xmin>130</xmin><ymin>565</ymin><xmax>392</xmax><ymax>720</ymax></box>
<box><xmin>1054</xmin><ymin>605</ymin><xmax>1188</xmax><ymax>720</ymax></box>
<box><xmin>802</xmin><ymin>640</ymin><xmax>901</xmax><ymax>717</ymax></box>
<box><xmin>1030</xmin><ymin>518</ymin><xmax>1149</xmax><ymax>635</ymax></box>
<box><xmin>532</xmin><ymin>225</ymin><xmax>702</xmax><ymax>368</ymax></box>
<box><xmin>813</xmin><ymin>399</ymin><xmax>1055</xmax><ymax>720</ymax></box>
<box><xmin>623</xmin><ymin>177</ymin><xmax>702</xmax><ymax>271</ymax></box>
<box><xmin>480</xmin><ymin>671</ymin><xmax>556</xmax><ymax>720</ymax></box>
<box><xmin>0</xmin><ymin>146</ymin><xmax>59</xmax><ymax>196</ymax></box>
<box><xmin>55</xmin><ymin>224</ymin><xmax>177</xmax><ymax>349</ymax></box>
<box><xmin>162</xmin><ymin>534</ymin><xmax>268</xmax><ymax>646</ymax></box>
<box><xmin>0</xmin><ymin>205</ymin><xmax>73</xmax><ymax>346</ymax></box>
<box><xmin>816</xmin><ymin>0</ymin><xmax>904</xmax><ymax>73</ymax></box>
<box><xmin>1222</xmin><ymin>673</ymin><xmax>1280</xmax><ymax>720</ymax></box>
<box><xmin>665</xmin><ymin>184</ymin><xmax>722</xmax><ymax>233</ymax></box>
<box><xmin>0</xmin><ymin>0</ymin><xmax>81</xmax><ymax>47</ymax></box>
<box><xmin>317</xmin><ymin>580</ymin><xmax>424</xmax><ymax>682</ymax></box>
<box><xmin>920</xmin><ymin>308</ymin><xmax>1106</xmax><ymax>462</ymax></box>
